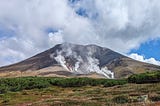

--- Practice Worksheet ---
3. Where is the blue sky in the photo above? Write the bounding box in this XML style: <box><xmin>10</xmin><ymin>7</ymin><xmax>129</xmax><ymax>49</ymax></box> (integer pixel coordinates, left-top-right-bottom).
<box><xmin>130</xmin><ymin>39</ymin><xmax>160</xmax><ymax>60</ymax></box>
<box><xmin>0</xmin><ymin>26</ymin><xmax>15</xmax><ymax>40</ymax></box>
<box><xmin>0</xmin><ymin>0</ymin><xmax>160</xmax><ymax>66</ymax></box>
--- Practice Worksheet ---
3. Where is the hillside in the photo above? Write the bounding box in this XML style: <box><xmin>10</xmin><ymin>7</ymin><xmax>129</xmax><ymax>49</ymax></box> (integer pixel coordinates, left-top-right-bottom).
<box><xmin>0</xmin><ymin>43</ymin><xmax>159</xmax><ymax>78</ymax></box>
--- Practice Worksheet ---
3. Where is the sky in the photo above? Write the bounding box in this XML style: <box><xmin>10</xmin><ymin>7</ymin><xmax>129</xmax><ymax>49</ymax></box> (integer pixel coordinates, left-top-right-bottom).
<box><xmin>0</xmin><ymin>0</ymin><xmax>160</xmax><ymax>66</ymax></box>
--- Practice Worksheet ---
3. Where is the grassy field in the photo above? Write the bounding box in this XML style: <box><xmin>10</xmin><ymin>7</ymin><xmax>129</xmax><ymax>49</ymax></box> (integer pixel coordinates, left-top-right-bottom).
<box><xmin>0</xmin><ymin>83</ymin><xmax>160</xmax><ymax>106</ymax></box>
<box><xmin>0</xmin><ymin>71</ymin><xmax>160</xmax><ymax>106</ymax></box>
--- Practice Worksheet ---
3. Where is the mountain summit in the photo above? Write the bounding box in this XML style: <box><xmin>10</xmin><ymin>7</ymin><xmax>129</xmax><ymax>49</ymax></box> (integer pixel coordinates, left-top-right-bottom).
<box><xmin>0</xmin><ymin>43</ymin><xmax>159</xmax><ymax>78</ymax></box>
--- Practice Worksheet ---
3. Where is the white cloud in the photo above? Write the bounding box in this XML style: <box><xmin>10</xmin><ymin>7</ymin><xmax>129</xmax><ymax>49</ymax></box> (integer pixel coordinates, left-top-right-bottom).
<box><xmin>48</xmin><ymin>30</ymin><xmax>64</xmax><ymax>45</ymax></box>
<box><xmin>129</xmin><ymin>53</ymin><xmax>160</xmax><ymax>66</ymax></box>
<box><xmin>0</xmin><ymin>0</ymin><xmax>160</xmax><ymax>66</ymax></box>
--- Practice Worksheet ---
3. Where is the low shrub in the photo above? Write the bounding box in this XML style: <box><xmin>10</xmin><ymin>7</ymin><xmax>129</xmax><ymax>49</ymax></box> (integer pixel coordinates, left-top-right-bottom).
<box><xmin>103</xmin><ymin>79</ymin><xmax>127</xmax><ymax>87</ymax></box>
<box><xmin>0</xmin><ymin>84</ymin><xmax>8</xmax><ymax>94</ymax></box>
<box><xmin>0</xmin><ymin>77</ymin><xmax>127</xmax><ymax>93</ymax></box>
<box><xmin>128</xmin><ymin>71</ymin><xmax>160</xmax><ymax>84</ymax></box>
<box><xmin>112</xmin><ymin>95</ymin><xmax>129</xmax><ymax>104</ymax></box>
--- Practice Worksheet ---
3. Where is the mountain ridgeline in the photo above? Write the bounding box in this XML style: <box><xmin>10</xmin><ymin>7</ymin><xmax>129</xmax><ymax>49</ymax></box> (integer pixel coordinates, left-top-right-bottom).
<box><xmin>0</xmin><ymin>43</ymin><xmax>159</xmax><ymax>78</ymax></box>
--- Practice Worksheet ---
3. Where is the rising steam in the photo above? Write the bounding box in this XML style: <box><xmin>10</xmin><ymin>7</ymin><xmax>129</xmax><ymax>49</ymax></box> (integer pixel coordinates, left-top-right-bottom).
<box><xmin>51</xmin><ymin>44</ymin><xmax>114</xmax><ymax>79</ymax></box>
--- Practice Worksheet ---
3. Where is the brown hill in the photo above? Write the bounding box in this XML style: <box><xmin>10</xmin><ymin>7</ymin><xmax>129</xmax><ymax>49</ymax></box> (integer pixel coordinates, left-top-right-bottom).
<box><xmin>0</xmin><ymin>43</ymin><xmax>159</xmax><ymax>78</ymax></box>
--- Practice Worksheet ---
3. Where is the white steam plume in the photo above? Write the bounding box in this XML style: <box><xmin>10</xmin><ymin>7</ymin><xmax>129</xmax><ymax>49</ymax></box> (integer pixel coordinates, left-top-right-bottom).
<box><xmin>54</xmin><ymin>51</ymin><xmax>69</xmax><ymax>71</ymax></box>
<box><xmin>85</xmin><ymin>56</ymin><xmax>114</xmax><ymax>79</ymax></box>
<box><xmin>51</xmin><ymin>45</ymin><xmax>114</xmax><ymax>79</ymax></box>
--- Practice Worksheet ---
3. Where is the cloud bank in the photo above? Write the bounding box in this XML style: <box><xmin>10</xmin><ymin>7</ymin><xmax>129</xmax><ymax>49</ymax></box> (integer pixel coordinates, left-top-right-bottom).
<box><xmin>129</xmin><ymin>53</ymin><xmax>160</xmax><ymax>66</ymax></box>
<box><xmin>0</xmin><ymin>0</ymin><xmax>160</xmax><ymax>66</ymax></box>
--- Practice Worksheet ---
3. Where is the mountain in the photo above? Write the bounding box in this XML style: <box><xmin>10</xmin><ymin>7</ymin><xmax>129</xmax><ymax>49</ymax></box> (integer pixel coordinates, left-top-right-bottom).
<box><xmin>0</xmin><ymin>43</ymin><xmax>159</xmax><ymax>78</ymax></box>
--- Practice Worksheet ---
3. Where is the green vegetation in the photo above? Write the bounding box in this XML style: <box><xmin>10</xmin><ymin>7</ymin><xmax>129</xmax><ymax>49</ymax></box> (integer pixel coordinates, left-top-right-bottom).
<box><xmin>0</xmin><ymin>77</ymin><xmax>127</xmax><ymax>94</ymax></box>
<box><xmin>0</xmin><ymin>71</ymin><xmax>160</xmax><ymax>94</ymax></box>
<box><xmin>128</xmin><ymin>71</ymin><xmax>160</xmax><ymax>84</ymax></box>
<box><xmin>49</xmin><ymin>77</ymin><xmax>127</xmax><ymax>87</ymax></box>
<box><xmin>0</xmin><ymin>71</ymin><xmax>160</xmax><ymax>105</ymax></box>
<box><xmin>0</xmin><ymin>77</ymin><xmax>50</xmax><ymax>93</ymax></box>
